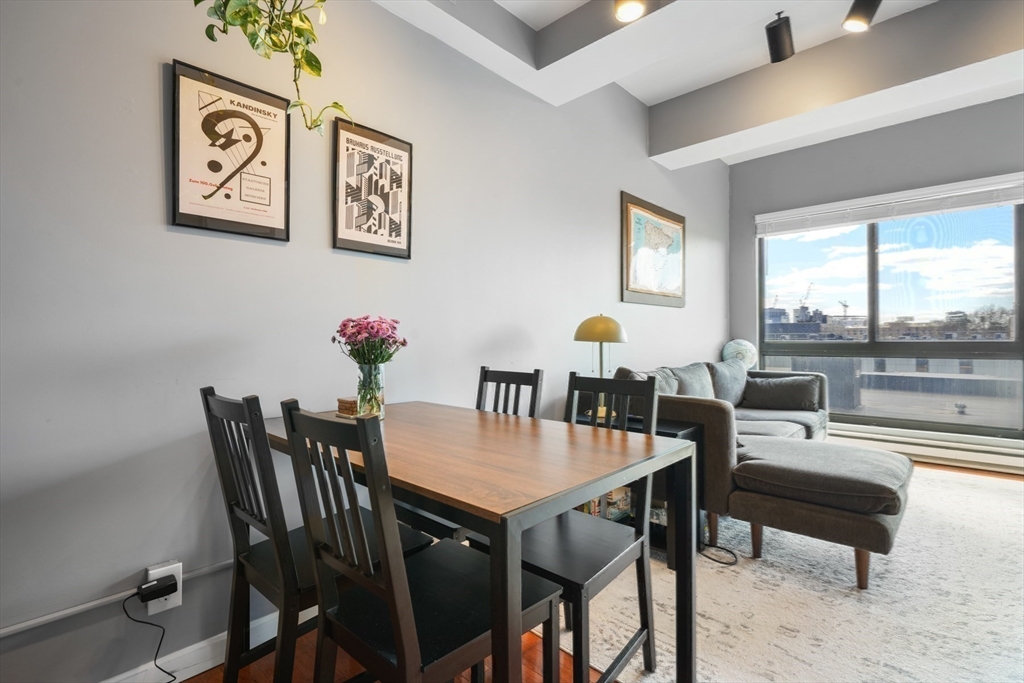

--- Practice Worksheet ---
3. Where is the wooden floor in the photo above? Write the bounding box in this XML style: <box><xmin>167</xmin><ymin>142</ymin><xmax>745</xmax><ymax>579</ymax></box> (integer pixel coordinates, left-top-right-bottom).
<box><xmin>185</xmin><ymin>630</ymin><xmax>603</xmax><ymax>683</ymax></box>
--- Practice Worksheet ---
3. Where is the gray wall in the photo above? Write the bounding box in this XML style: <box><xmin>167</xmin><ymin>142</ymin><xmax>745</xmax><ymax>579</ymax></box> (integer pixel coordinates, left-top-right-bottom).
<box><xmin>729</xmin><ymin>94</ymin><xmax>1024</xmax><ymax>343</ymax></box>
<box><xmin>0</xmin><ymin>1</ymin><xmax>730</xmax><ymax>680</ymax></box>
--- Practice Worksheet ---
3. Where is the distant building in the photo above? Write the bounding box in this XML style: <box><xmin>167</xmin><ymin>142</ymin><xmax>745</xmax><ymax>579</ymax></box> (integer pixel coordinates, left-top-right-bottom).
<box><xmin>764</xmin><ymin>307</ymin><xmax>789</xmax><ymax>324</ymax></box>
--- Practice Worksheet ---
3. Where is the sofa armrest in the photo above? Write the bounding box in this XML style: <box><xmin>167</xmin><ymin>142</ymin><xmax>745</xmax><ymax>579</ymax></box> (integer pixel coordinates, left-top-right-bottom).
<box><xmin>657</xmin><ymin>394</ymin><xmax>736</xmax><ymax>516</ymax></box>
<box><xmin>746</xmin><ymin>370</ymin><xmax>829</xmax><ymax>413</ymax></box>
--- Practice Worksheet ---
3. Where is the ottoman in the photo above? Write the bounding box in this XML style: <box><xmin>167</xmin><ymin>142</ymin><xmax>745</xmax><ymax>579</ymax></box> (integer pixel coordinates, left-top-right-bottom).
<box><xmin>727</xmin><ymin>436</ymin><xmax>913</xmax><ymax>589</ymax></box>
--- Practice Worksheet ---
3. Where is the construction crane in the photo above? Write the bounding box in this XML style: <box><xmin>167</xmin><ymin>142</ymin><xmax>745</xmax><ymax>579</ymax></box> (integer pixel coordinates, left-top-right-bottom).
<box><xmin>798</xmin><ymin>283</ymin><xmax>813</xmax><ymax>308</ymax></box>
<box><xmin>839</xmin><ymin>300</ymin><xmax>849</xmax><ymax>318</ymax></box>
<box><xmin>772</xmin><ymin>294</ymin><xmax>778</xmax><ymax>308</ymax></box>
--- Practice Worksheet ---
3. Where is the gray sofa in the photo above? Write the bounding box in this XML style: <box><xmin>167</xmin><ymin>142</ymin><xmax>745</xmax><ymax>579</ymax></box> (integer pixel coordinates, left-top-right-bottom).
<box><xmin>616</xmin><ymin>359</ymin><xmax>911</xmax><ymax>588</ymax></box>
<box><xmin>615</xmin><ymin>359</ymin><xmax>829</xmax><ymax>520</ymax></box>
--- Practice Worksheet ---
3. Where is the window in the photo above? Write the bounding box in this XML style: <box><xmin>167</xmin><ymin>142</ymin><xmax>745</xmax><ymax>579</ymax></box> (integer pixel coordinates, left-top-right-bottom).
<box><xmin>758</xmin><ymin>180</ymin><xmax>1023</xmax><ymax>439</ymax></box>
<box><xmin>877</xmin><ymin>206</ymin><xmax>1016</xmax><ymax>341</ymax></box>
<box><xmin>762</xmin><ymin>225</ymin><xmax>867</xmax><ymax>341</ymax></box>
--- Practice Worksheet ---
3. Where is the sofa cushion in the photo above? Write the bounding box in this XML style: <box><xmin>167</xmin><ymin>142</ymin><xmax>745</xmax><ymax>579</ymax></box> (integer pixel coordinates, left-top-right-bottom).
<box><xmin>733</xmin><ymin>436</ymin><xmax>913</xmax><ymax>515</ymax></box>
<box><xmin>732</xmin><ymin>407</ymin><xmax>828</xmax><ymax>440</ymax></box>
<box><xmin>741</xmin><ymin>375</ymin><xmax>820</xmax><ymax>411</ymax></box>
<box><xmin>669</xmin><ymin>363</ymin><xmax>715</xmax><ymax>398</ymax></box>
<box><xmin>706</xmin><ymin>359</ymin><xmax>747</xmax><ymax>405</ymax></box>
<box><xmin>615</xmin><ymin>366</ymin><xmax>678</xmax><ymax>395</ymax></box>
<box><xmin>736</xmin><ymin>420</ymin><xmax>805</xmax><ymax>439</ymax></box>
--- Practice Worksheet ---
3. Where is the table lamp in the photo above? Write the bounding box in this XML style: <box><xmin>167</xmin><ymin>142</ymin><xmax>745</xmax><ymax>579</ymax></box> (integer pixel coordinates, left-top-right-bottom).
<box><xmin>574</xmin><ymin>314</ymin><xmax>627</xmax><ymax>418</ymax></box>
<box><xmin>574</xmin><ymin>313</ymin><xmax>627</xmax><ymax>379</ymax></box>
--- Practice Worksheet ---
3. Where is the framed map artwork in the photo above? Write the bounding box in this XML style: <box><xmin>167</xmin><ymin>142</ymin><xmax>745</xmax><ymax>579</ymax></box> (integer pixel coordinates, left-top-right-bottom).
<box><xmin>173</xmin><ymin>60</ymin><xmax>290</xmax><ymax>241</ymax></box>
<box><xmin>621</xmin><ymin>192</ymin><xmax>685</xmax><ymax>308</ymax></box>
<box><xmin>334</xmin><ymin>120</ymin><xmax>412</xmax><ymax>259</ymax></box>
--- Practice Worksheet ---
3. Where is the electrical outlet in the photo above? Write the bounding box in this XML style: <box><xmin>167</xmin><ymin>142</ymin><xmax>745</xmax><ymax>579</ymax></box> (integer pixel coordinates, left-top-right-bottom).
<box><xmin>146</xmin><ymin>560</ymin><xmax>182</xmax><ymax>615</ymax></box>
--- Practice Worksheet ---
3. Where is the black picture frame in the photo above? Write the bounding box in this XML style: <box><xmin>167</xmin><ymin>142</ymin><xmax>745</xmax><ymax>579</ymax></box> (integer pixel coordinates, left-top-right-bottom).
<box><xmin>621</xmin><ymin>191</ymin><xmax>686</xmax><ymax>308</ymax></box>
<box><xmin>333</xmin><ymin>120</ymin><xmax>413</xmax><ymax>259</ymax></box>
<box><xmin>172</xmin><ymin>60</ymin><xmax>290</xmax><ymax>241</ymax></box>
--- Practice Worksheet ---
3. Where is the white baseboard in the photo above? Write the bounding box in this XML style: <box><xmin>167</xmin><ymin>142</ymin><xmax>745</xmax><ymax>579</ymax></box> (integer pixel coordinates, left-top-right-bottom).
<box><xmin>102</xmin><ymin>607</ymin><xmax>317</xmax><ymax>683</ymax></box>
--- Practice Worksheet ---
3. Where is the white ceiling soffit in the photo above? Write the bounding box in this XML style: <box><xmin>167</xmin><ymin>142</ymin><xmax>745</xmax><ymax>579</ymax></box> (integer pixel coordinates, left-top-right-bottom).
<box><xmin>650</xmin><ymin>51</ymin><xmax>1024</xmax><ymax>169</ymax></box>
<box><xmin>375</xmin><ymin>0</ymin><xmax>787</xmax><ymax>107</ymax></box>
<box><xmin>494</xmin><ymin>0</ymin><xmax>589</xmax><ymax>31</ymax></box>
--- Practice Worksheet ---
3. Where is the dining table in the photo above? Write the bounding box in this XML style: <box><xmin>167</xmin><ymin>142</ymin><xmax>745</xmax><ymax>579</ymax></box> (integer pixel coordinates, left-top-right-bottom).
<box><xmin>262</xmin><ymin>401</ymin><xmax>697</xmax><ymax>683</ymax></box>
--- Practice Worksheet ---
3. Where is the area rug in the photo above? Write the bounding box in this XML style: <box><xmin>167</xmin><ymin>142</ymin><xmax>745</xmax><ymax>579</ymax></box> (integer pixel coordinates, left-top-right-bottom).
<box><xmin>544</xmin><ymin>467</ymin><xmax>1024</xmax><ymax>682</ymax></box>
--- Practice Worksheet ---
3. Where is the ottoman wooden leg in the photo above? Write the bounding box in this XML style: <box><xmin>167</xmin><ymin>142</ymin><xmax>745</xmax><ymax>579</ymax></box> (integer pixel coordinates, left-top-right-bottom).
<box><xmin>708</xmin><ymin>512</ymin><xmax>719</xmax><ymax>547</ymax></box>
<box><xmin>750</xmin><ymin>523</ymin><xmax>762</xmax><ymax>558</ymax></box>
<box><xmin>855</xmin><ymin>548</ymin><xmax>870</xmax><ymax>589</ymax></box>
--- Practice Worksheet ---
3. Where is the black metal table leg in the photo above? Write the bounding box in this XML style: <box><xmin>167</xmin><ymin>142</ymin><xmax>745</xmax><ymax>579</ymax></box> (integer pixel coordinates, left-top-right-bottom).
<box><xmin>669</xmin><ymin>456</ymin><xmax>696</xmax><ymax>683</ymax></box>
<box><xmin>491</xmin><ymin>517</ymin><xmax>523</xmax><ymax>683</ymax></box>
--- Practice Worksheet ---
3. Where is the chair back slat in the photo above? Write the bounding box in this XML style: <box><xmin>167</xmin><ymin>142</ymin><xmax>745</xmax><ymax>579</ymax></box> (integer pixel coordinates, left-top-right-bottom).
<box><xmin>200</xmin><ymin>387</ymin><xmax>298</xmax><ymax>592</ymax></box>
<box><xmin>563</xmin><ymin>373</ymin><xmax>658</xmax><ymax>434</ymax></box>
<box><xmin>313</xmin><ymin>440</ymin><xmax>354</xmax><ymax>565</ymax></box>
<box><xmin>282</xmin><ymin>400</ymin><xmax>422</xmax><ymax>671</ymax></box>
<box><xmin>476</xmin><ymin>366</ymin><xmax>544</xmax><ymax>418</ymax></box>
<box><xmin>335</xmin><ymin>445</ymin><xmax>375</xmax><ymax>577</ymax></box>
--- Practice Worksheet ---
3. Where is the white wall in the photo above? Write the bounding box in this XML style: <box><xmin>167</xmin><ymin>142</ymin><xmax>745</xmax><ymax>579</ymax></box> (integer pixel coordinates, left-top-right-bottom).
<box><xmin>729</xmin><ymin>94</ymin><xmax>1024</xmax><ymax>343</ymax></box>
<box><xmin>0</xmin><ymin>1</ymin><xmax>730</xmax><ymax>679</ymax></box>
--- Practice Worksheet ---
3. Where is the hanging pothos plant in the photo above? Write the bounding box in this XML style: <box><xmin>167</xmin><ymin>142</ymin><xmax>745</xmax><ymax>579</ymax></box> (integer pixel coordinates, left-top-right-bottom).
<box><xmin>195</xmin><ymin>0</ymin><xmax>351</xmax><ymax>135</ymax></box>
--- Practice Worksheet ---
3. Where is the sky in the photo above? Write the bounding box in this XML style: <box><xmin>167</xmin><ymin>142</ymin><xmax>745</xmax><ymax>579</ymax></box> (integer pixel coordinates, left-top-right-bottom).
<box><xmin>764</xmin><ymin>205</ymin><xmax>1017</xmax><ymax>322</ymax></box>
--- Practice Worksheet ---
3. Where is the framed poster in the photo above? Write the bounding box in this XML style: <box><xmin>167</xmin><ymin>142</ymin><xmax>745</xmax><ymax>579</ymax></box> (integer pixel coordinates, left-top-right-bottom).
<box><xmin>334</xmin><ymin>120</ymin><xmax>412</xmax><ymax>259</ymax></box>
<box><xmin>621</xmin><ymin>192</ymin><xmax>685</xmax><ymax>308</ymax></box>
<box><xmin>173</xmin><ymin>60</ymin><xmax>290</xmax><ymax>241</ymax></box>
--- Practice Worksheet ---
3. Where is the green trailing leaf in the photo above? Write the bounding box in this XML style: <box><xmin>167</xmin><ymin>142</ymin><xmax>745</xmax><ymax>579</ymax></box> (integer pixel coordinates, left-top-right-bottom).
<box><xmin>194</xmin><ymin>0</ymin><xmax>349</xmax><ymax>132</ymax></box>
<box><xmin>318</xmin><ymin>101</ymin><xmax>352</xmax><ymax>122</ymax></box>
<box><xmin>300</xmin><ymin>49</ymin><xmax>322</xmax><ymax>77</ymax></box>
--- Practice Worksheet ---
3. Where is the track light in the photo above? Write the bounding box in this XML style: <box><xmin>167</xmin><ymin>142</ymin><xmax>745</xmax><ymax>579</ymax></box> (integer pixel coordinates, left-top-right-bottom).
<box><xmin>843</xmin><ymin>0</ymin><xmax>882</xmax><ymax>32</ymax></box>
<box><xmin>614</xmin><ymin>0</ymin><xmax>645</xmax><ymax>23</ymax></box>
<box><xmin>765</xmin><ymin>11</ymin><xmax>795</xmax><ymax>63</ymax></box>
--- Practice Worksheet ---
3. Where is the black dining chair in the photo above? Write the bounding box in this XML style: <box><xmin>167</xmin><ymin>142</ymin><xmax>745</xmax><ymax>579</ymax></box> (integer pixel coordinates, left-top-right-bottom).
<box><xmin>281</xmin><ymin>399</ymin><xmax>563</xmax><ymax>683</ymax></box>
<box><xmin>476</xmin><ymin>366</ymin><xmax>545</xmax><ymax>417</ymax></box>
<box><xmin>200</xmin><ymin>387</ymin><xmax>432</xmax><ymax>683</ymax></box>
<box><xmin>469</xmin><ymin>373</ymin><xmax>659</xmax><ymax>683</ymax></box>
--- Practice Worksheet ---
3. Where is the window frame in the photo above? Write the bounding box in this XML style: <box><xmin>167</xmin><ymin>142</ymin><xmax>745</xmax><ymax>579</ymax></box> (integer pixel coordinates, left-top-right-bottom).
<box><xmin>758</xmin><ymin>204</ymin><xmax>1024</xmax><ymax>440</ymax></box>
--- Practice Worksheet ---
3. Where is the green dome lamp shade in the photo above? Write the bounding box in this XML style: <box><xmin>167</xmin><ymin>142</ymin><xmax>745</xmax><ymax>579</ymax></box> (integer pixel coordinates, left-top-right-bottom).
<box><xmin>574</xmin><ymin>314</ymin><xmax>627</xmax><ymax>380</ymax></box>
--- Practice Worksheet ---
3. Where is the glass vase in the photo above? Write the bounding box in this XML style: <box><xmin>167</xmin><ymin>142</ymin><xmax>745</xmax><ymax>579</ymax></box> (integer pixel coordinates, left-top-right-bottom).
<box><xmin>357</xmin><ymin>364</ymin><xmax>385</xmax><ymax>419</ymax></box>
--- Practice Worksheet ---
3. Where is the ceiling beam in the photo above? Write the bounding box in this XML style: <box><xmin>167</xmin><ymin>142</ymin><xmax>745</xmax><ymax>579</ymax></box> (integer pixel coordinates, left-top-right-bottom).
<box><xmin>649</xmin><ymin>0</ymin><xmax>1024</xmax><ymax>169</ymax></box>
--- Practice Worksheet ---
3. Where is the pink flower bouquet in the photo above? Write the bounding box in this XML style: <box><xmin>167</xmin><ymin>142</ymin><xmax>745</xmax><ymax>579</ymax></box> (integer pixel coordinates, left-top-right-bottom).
<box><xmin>331</xmin><ymin>316</ymin><xmax>408</xmax><ymax>365</ymax></box>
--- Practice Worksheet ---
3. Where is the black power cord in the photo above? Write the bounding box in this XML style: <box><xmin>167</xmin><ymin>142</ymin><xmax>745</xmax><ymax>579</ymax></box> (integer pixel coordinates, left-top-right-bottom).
<box><xmin>122</xmin><ymin>594</ymin><xmax>176</xmax><ymax>683</ymax></box>
<box><xmin>698</xmin><ymin>521</ymin><xmax>738</xmax><ymax>566</ymax></box>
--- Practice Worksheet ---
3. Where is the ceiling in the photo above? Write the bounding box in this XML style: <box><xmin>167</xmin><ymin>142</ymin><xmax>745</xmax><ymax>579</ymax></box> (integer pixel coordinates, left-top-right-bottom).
<box><xmin>617</xmin><ymin>0</ymin><xmax>934</xmax><ymax>105</ymax></box>
<box><xmin>492</xmin><ymin>0</ymin><xmax>934</xmax><ymax>105</ymax></box>
<box><xmin>494</xmin><ymin>0</ymin><xmax>589</xmax><ymax>31</ymax></box>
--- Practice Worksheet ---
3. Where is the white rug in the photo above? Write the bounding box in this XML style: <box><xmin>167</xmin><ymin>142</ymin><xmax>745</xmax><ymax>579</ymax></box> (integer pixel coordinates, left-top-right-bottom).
<box><xmin>548</xmin><ymin>467</ymin><xmax>1024</xmax><ymax>683</ymax></box>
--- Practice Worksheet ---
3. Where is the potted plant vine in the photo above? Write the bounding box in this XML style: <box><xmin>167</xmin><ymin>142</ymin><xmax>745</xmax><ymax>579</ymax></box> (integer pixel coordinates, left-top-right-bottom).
<box><xmin>195</xmin><ymin>0</ymin><xmax>350</xmax><ymax>134</ymax></box>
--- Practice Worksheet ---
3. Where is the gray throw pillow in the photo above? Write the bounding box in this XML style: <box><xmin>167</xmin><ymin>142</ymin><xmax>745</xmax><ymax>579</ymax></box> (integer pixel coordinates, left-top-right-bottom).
<box><xmin>669</xmin><ymin>363</ymin><xmax>715</xmax><ymax>398</ymax></box>
<box><xmin>615</xmin><ymin>367</ymin><xmax>678</xmax><ymax>395</ymax></box>
<box><xmin>706</xmin><ymin>359</ymin><xmax>748</xmax><ymax>406</ymax></box>
<box><xmin>741</xmin><ymin>376</ymin><xmax>820</xmax><ymax>411</ymax></box>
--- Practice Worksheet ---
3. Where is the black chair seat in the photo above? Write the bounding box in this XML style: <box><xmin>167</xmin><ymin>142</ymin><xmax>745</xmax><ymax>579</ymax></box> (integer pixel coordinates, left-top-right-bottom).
<box><xmin>330</xmin><ymin>539</ymin><xmax>562</xmax><ymax>668</ymax></box>
<box><xmin>243</xmin><ymin>509</ymin><xmax>434</xmax><ymax>591</ymax></box>
<box><xmin>468</xmin><ymin>511</ymin><xmax>640</xmax><ymax>589</ymax></box>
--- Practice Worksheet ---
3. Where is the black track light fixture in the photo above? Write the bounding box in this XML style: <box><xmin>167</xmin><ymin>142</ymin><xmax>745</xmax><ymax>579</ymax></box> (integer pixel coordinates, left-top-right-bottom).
<box><xmin>843</xmin><ymin>0</ymin><xmax>882</xmax><ymax>33</ymax></box>
<box><xmin>765</xmin><ymin>11</ymin><xmax>795</xmax><ymax>64</ymax></box>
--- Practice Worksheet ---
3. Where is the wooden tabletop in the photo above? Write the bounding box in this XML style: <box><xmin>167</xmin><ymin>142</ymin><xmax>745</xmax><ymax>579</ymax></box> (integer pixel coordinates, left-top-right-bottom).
<box><xmin>264</xmin><ymin>401</ymin><xmax>692</xmax><ymax>524</ymax></box>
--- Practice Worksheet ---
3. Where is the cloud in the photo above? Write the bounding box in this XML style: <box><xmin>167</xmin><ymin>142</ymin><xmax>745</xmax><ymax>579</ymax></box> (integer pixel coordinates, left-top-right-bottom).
<box><xmin>880</xmin><ymin>239</ymin><xmax>1015</xmax><ymax>300</ymax></box>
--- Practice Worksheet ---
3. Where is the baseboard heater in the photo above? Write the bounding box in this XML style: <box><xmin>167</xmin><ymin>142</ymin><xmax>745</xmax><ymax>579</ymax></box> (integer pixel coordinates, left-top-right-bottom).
<box><xmin>828</xmin><ymin>424</ymin><xmax>1023</xmax><ymax>475</ymax></box>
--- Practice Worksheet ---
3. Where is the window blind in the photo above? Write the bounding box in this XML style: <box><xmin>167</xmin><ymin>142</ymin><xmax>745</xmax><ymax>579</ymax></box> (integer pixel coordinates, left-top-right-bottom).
<box><xmin>755</xmin><ymin>172</ymin><xmax>1024</xmax><ymax>237</ymax></box>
